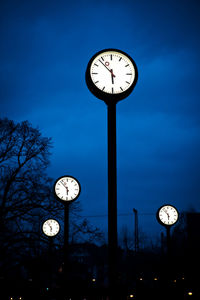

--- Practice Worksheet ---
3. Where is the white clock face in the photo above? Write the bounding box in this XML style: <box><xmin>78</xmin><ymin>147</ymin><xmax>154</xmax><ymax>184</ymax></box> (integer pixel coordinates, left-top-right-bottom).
<box><xmin>42</xmin><ymin>219</ymin><xmax>60</xmax><ymax>237</ymax></box>
<box><xmin>90</xmin><ymin>50</ymin><xmax>137</xmax><ymax>94</ymax></box>
<box><xmin>158</xmin><ymin>205</ymin><xmax>179</xmax><ymax>226</ymax></box>
<box><xmin>54</xmin><ymin>176</ymin><xmax>80</xmax><ymax>202</ymax></box>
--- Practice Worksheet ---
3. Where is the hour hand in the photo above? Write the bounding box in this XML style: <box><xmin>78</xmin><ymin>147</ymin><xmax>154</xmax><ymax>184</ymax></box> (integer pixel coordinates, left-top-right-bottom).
<box><xmin>110</xmin><ymin>69</ymin><xmax>115</xmax><ymax>84</ymax></box>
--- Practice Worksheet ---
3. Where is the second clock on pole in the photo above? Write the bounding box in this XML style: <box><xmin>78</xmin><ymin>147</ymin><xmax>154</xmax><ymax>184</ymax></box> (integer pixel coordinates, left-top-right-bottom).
<box><xmin>54</xmin><ymin>175</ymin><xmax>81</xmax><ymax>287</ymax></box>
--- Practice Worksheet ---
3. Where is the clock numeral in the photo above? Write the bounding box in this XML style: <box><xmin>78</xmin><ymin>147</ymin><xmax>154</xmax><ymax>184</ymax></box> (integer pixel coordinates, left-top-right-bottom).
<box><xmin>95</xmin><ymin>81</ymin><xmax>99</xmax><ymax>84</ymax></box>
<box><xmin>119</xmin><ymin>57</ymin><xmax>122</xmax><ymax>61</ymax></box>
<box><xmin>110</xmin><ymin>54</ymin><xmax>112</xmax><ymax>60</ymax></box>
<box><xmin>125</xmin><ymin>64</ymin><xmax>129</xmax><ymax>67</ymax></box>
<box><xmin>126</xmin><ymin>73</ymin><xmax>132</xmax><ymax>75</ymax></box>
<box><xmin>112</xmin><ymin>87</ymin><xmax>114</xmax><ymax>94</ymax></box>
<box><xmin>94</xmin><ymin>63</ymin><xmax>99</xmax><ymax>67</ymax></box>
<box><xmin>126</xmin><ymin>81</ymin><xmax>130</xmax><ymax>84</ymax></box>
<box><xmin>120</xmin><ymin>87</ymin><xmax>123</xmax><ymax>91</ymax></box>
<box><xmin>102</xmin><ymin>86</ymin><xmax>105</xmax><ymax>91</ymax></box>
<box><xmin>92</xmin><ymin>72</ymin><xmax>98</xmax><ymax>74</ymax></box>
<box><xmin>101</xmin><ymin>56</ymin><xmax>104</xmax><ymax>61</ymax></box>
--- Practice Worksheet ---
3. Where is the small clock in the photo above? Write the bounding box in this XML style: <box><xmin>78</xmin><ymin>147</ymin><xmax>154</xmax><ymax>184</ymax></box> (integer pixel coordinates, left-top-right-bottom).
<box><xmin>85</xmin><ymin>48</ymin><xmax>138</xmax><ymax>103</ymax></box>
<box><xmin>42</xmin><ymin>219</ymin><xmax>60</xmax><ymax>237</ymax></box>
<box><xmin>54</xmin><ymin>175</ymin><xmax>81</xmax><ymax>203</ymax></box>
<box><xmin>156</xmin><ymin>204</ymin><xmax>179</xmax><ymax>227</ymax></box>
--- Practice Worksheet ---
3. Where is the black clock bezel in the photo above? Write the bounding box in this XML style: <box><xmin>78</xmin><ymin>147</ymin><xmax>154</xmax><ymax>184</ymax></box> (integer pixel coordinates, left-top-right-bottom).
<box><xmin>85</xmin><ymin>48</ymin><xmax>138</xmax><ymax>104</ymax></box>
<box><xmin>53</xmin><ymin>175</ymin><xmax>81</xmax><ymax>204</ymax></box>
<box><xmin>42</xmin><ymin>218</ymin><xmax>60</xmax><ymax>237</ymax></box>
<box><xmin>156</xmin><ymin>204</ymin><xmax>179</xmax><ymax>227</ymax></box>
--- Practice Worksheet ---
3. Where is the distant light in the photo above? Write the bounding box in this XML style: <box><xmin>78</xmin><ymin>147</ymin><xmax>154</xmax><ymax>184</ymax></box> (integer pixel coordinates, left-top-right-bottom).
<box><xmin>182</xmin><ymin>277</ymin><xmax>185</xmax><ymax>280</ymax></box>
<box><xmin>139</xmin><ymin>277</ymin><xmax>143</xmax><ymax>281</ymax></box>
<box><xmin>19</xmin><ymin>298</ymin><xmax>22</xmax><ymax>300</ymax></box>
<box><xmin>188</xmin><ymin>292</ymin><xmax>193</xmax><ymax>296</ymax></box>
<box><xmin>46</xmin><ymin>287</ymin><xmax>49</xmax><ymax>291</ymax></box>
<box><xmin>154</xmin><ymin>277</ymin><xmax>158</xmax><ymax>281</ymax></box>
<box><xmin>92</xmin><ymin>278</ymin><xmax>96</xmax><ymax>282</ymax></box>
<box><xmin>173</xmin><ymin>279</ymin><xmax>177</xmax><ymax>283</ymax></box>
<box><xmin>129</xmin><ymin>294</ymin><xmax>134</xmax><ymax>298</ymax></box>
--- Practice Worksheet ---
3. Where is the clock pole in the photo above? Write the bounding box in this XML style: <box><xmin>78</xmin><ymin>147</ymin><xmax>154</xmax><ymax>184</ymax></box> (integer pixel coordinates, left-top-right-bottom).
<box><xmin>107</xmin><ymin>101</ymin><xmax>118</xmax><ymax>296</ymax></box>
<box><xmin>85</xmin><ymin>49</ymin><xmax>138</xmax><ymax>299</ymax></box>
<box><xmin>64</xmin><ymin>203</ymin><xmax>69</xmax><ymax>282</ymax></box>
<box><xmin>53</xmin><ymin>175</ymin><xmax>81</xmax><ymax>291</ymax></box>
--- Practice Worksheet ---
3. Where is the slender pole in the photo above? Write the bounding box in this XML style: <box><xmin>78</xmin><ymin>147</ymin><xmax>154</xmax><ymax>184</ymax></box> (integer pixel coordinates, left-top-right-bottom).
<box><xmin>107</xmin><ymin>102</ymin><xmax>117</xmax><ymax>296</ymax></box>
<box><xmin>166</xmin><ymin>226</ymin><xmax>171</xmax><ymax>284</ymax></box>
<box><xmin>166</xmin><ymin>226</ymin><xmax>171</xmax><ymax>259</ymax></box>
<box><xmin>133</xmin><ymin>208</ymin><xmax>139</xmax><ymax>253</ymax></box>
<box><xmin>48</xmin><ymin>237</ymin><xmax>53</xmax><ymax>290</ymax></box>
<box><xmin>64</xmin><ymin>203</ymin><xmax>69</xmax><ymax>282</ymax></box>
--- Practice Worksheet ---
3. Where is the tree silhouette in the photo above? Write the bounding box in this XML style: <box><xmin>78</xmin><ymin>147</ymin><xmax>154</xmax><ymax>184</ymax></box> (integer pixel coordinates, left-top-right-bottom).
<box><xmin>0</xmin><ymin>118</ymin><xmax>104</xmax><ymax>281</ymax></box>
<box><xmin>0</xmin><ymin>118</ymin><xmax>63</xmax><ymax>275</ymax></box>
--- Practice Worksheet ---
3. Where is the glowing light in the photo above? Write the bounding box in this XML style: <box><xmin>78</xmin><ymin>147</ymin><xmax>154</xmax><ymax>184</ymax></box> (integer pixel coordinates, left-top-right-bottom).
<box><xmin>92</xmin><ymin>278</ymin><xmax>96</xmax><ymax>282</ymax></box>
<box><xmin>129</xmin><ymin>294</ymin><xmax>134</xmax><ymax>298</ymax></box>
<box><xmin>173</xmin><ymin>279</ymin><xmax>177</xmax><ymax>283</ymax></box>
<box><xmin>188</xmin><ymin>292</ymin><xmax>193</xmax><ymax>296</ymax></box>
<box><xmin>154</xmin><ymin>277</ymin><xmax>158</xmax><ymax>281</ymax></box>
<box><xmin>139</xmin><ymin>277</ymin><xmax>143</xmax><ymax>281</ymax></box>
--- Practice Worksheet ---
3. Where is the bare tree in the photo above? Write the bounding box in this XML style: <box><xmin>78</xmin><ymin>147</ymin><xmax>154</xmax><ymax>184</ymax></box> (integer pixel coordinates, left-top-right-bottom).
<box><xmin>0</xmin><ymin>118</ymin><xmax>64</xmax><ymax>271</ymax></box>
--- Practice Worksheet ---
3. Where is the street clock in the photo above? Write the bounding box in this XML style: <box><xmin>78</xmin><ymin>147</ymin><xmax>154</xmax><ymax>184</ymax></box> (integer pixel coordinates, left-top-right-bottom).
<box><xmin>54</xmin><ymin>175</ymin><xmax>81</xmax><ymax>203</ymax></box>
<box><xmin>86</xmin><ymin>48</ymin><xmax>138</xmax><ymax>103</ymax></box>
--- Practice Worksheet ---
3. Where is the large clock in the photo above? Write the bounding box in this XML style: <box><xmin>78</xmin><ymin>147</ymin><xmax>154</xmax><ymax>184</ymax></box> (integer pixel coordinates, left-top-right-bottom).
<box><xmin>156</xmin><ymin>204</ymin><xmax>179</xmax><ymax>227</ymax></box>
<box><xmin>85</xmin><ymin>48</ymin><xmax>138</xmax><ymax>103</ymax></box>
<box><xmin>54</xmin><ymin>175</ymin><xmax>81</xmax><ymax>203</ymax></box>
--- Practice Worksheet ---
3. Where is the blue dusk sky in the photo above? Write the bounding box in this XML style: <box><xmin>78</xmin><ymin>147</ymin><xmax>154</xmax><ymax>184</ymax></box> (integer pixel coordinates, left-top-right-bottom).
<box><xmin>0</xmin><ymin>0</ymin><xmax>200</xmax><ymax>243</ymax></box>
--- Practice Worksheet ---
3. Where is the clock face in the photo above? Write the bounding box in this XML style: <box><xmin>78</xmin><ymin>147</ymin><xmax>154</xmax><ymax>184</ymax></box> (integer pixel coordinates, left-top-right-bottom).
<box><xmin>86</xmin><ymin>49</ymin><xmax>138</xmax><ymax>102</ymax></box>
<box><xmin>54</xmin><ymin>175</ymin><xmax>81</xmax><ymax>203</ymax></box>
<box><xmin>42</xmin><ymin>219</ymin><xmax>60</xmax><ymax>237</ymax></box>
<box><xmin>157</xmin><ymin>205</ymin><xmax>179</xmax><ymax>226</ymax></box>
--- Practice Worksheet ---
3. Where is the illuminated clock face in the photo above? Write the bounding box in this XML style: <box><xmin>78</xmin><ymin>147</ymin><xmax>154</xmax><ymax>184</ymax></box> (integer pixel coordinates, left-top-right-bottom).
<box><xmin>54</xmin><ymin>175</ymin><xmax>81</xmax><ymax>202</ymax></box>
<box><xmin>86</xmin><ymin>49</ymin><xmax>138</xmax><ymax>102</ymax></box>
<box><xmin>42</xmin><ymin>219</ymin><xmax>60</xmax><ymax>237</ymax></box>
<box><xmin>157</xmin><ymin>205</ymin><xmax>179</xmax><ymax>226</ymax></box>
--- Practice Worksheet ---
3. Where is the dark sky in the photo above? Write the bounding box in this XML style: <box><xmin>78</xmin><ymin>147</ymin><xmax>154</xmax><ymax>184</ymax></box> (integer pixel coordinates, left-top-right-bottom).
<box><xmin>0</xmin><ymin>0</ymin><xmax>200</xmax><ymax>244</ymax></box>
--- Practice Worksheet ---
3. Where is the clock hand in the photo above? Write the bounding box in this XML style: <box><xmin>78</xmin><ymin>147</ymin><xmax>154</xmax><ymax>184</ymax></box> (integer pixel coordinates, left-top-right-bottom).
<box><xmin>60</xmin><ymin>181</ymin><xmax>66</xmax><ymax>188</ymax></box>
<box><xmin>66</xmin><ymin>187</ymin><xmax>69</xmax><ymax>195</ymax></box>
<box><xmin>99</xmin><ymin>59</ymin><xmax>116</xmax><ymax>78</ymax></box>
<box><xmin>48</xmin><ymin>223</ymin><xmax>52</xmax><ymax>231</ymax></box>
<box><xmin>111</xmin><ymin>69</ymin><xmax>115</xmax><ymax>84</ymax></box>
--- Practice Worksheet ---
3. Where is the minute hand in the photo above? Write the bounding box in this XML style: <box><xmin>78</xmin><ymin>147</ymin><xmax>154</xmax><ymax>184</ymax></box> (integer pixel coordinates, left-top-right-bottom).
<box><xmin>99</xmin><ymin>59</ymin><xmax>115</xmax><ymax>77</ymax></box>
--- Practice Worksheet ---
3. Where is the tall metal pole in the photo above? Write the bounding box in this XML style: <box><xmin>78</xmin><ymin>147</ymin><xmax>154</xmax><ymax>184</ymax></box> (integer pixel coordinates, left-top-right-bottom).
<box><xmin>107</xmin><ymin>102</ymin><xmax>117</xmax><ymax>296</ymax></box>
<box><xmin>133</xmin><ymin>208</ymin><xmax>139</xmax><ymax>253</ymax></box>
<box><xmin>64</xmin><ymin>204</ymin><xmax>69</xmax><ymax>283</ymax></box>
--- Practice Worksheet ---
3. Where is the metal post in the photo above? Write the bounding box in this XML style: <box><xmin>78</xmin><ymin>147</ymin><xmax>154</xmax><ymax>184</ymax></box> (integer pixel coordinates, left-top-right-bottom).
<box><xmin>107</xmin><ymin>102</ymin><xmax>117</xmax><ymax>296</ymax></box>
<box><xmin>166</xmin><ymin>226</ymin><xmax>171</xmax><ymax>259</ymax></box>
<box><xmin>64</xmin><ymin>203</ymin><xmax>69</xmax><ymax>282</ymax></box>
<box><xmin>166</xmin><ymin>226</ymin><xmax>171</xmax><ymax>284</ymax></box>
<box><xmin>133</xmin><ymin>208</ymin><xmax>139</xmax><ymax>253</ymax></box>
<box><xmin>48</xmin><ymin>237</ymin><xmax>53</xmax><ymax>292</ymax></box>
